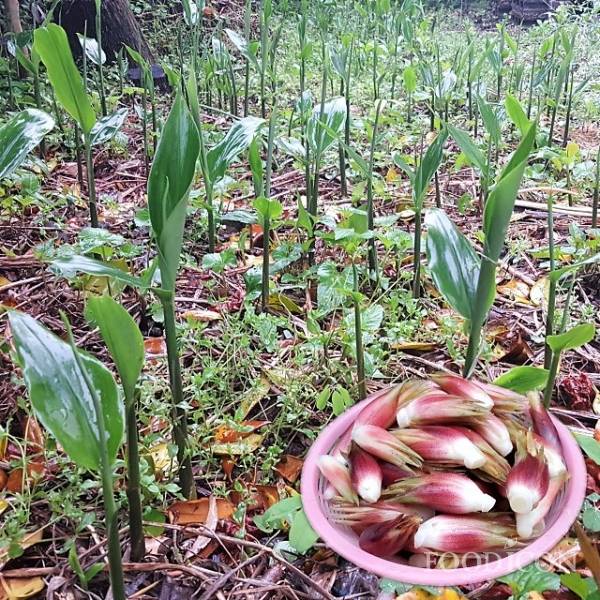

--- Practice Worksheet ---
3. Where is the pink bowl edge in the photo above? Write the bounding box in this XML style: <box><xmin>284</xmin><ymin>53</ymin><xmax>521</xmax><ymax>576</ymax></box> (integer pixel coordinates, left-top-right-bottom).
<box><xmin>300</xmin><ymin>396</ymin><xmax>587</xmax><ymax>587</ymax></box>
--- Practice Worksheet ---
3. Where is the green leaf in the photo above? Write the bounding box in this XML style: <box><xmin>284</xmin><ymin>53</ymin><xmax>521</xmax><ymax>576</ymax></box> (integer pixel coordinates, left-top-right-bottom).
<box><xmin>253</xmin><ymin>495</ymin><xmax>302</xmax><ymax>532</ymax></box>
<box><xmin>0</xmin><ymin>109</ymin><xmax>55</xmax><ymax>180</ymax></box>
<box><xmin>181</xmin><ymin>0</ymin><xmax>200</xmax><ymax>26</ymax></box>
<box><xmin>550</xmin><ymin>253</ymin><xmax>600</xmax><ymax>283</ymax></box>
<box><xmin>574</xmin><ymin>434</ymin><xmax>600</xmax><ymax>466</ymax></box>
<box><xmin>425</xmin><ymin>208</ymin><xmax>479</xmax><ymax>319</ymax></box>
<box><xmin>206</xmin><ymin>116</ymin><xmax>264</xmax><ymax>185</ymax></box>
<box><xmin>34</xmin><ymin>24</ymin><xmax>96</xmax><ymax>134</ymax></box>
<box><xmin>547</xmin><ymin>323</ymin><xmax>595</xmax><ymax>353</ymax></box>
<box><xmin>476</xmin><ymin>95</ymin><xmax>501</xmax><ymax>144</ymax></box>
<box><xmin>289</xmin><ymin>508</ymin><xmax>319</xmax><ymax>554</ymax></box>
<box><xmin>583</xmin><ymin>507</ymin><xmax>600</xmax><ymax>533</ymax></box>
<box><xmin>248</xmin><ymin>138</ymin><xmax>264</xmax><ymax>197</ymax></box>
<box><xmin>505</xmin><ymin>94</ymin><xmax>531</xmax><ymax>137</ymax></box>
<box><xmin>413</xmin><ymin>129</ymin><xmax>448</xmax><ymax>210</ymax></box>
<box><xmin>50</xmin><ymin>255</ymin><xmax>145</xmax><ymax>290</ymax></box>
<box><xmin>148</xmin><ymin>92</ymin><xmax>200</xmax><ymax>292</ymax></box>
<box><xmin>494</xmin><ymin>366</ymin><xmax>549</xmax><ymax>393</ymax></box>
<box><xmin>90</xmin><ymin>108</ymin><xmax>128</xmax><ymax>146</ymax></box>
<box><xmin>498</xmin><ymin>564</ymin><xmax>560</xmax><ymax>598</ymax></box>
<box><xmin>76</xmin><ymin>34</ymin><xmax>106</xmax><ymax>66</ymax></box>
<box><xmin>254</xmin><ymin>197</ymin><xmax>282</xmax><ymax>226</ymax></box>
<box><xmin>403</xmin><ymin>65</ymin><xmax>417</xmax><ymax>93</ymax></box>
<box><xmin>447</xmin><ymin>124</ymin><xmax>488</xmax><ymax>177</ymax></box>
<box><xmin>561</xmin><ymin>573</ymin><xmax>598</xmax><ymax>599</ymax></box>
<box><xmin>85</xmin><ymin>296</ymin><xmax>144</xmax><ymax>401</ymax></box>
<box><xmin>307</xmin><ymin>97</ymin><xmax>347</xmax><ymax>156</ymax></box>
<box><xmin>9</xmin><ymin>311</ymin><xmax>124</xmax><ymax>471</ymax></box>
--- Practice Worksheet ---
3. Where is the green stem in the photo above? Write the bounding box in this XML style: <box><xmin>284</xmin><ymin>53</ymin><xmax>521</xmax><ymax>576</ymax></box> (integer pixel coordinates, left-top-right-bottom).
<box><xmin>544</xmin><ymin>196</ymin><xmax>556</xmax><ymax>369</ymax></box>
<box><xmin>412</xmin><ymin>209</ymin><xmax>422</xmax><ymax>299</ymax></box>
<box><xmin>261</xmin><ymin>216</ymin><xmax>270</xmax><ymax>312</ymax></box>
<box><xmin>367</xmin><ymin>99</ymin><xmax>383</xmax><ymax>280</ymax></box>
<box><xmin>543</xmin><ymin>352</ymin><xmax>560</xmax><ymax>408</ymax></box>
<box><xmin>84</xmin><ymin>136</ymin><xmax>99</xmax><ymax>228</ymax></box>
<box><xmin>158</xmin><ymin>293</ymin><xmax>194</xmax><ymax>498</ymax></box>
<box><xmin>592</xmin><ymin>145</ymin><xmax>599</xmax><ymax>230</ymax></box>
<box><xmin>352</xmin><ymin>264</ymin><xmax>366</xmax><ymax>401</ymax></box>
<box><xmin>62</xmin><ymin>316</ymin><xmax>125</xmax><ymax>600</ymax></box>
<box><xmin>125</xmin><ymin>389</ymin><xmax>144</xmax><ymax>562</ymax></box>
<box><xmin>96</xmin><ymin>1</ymin><xmax>107</xmax><ymax>116</ymax></box>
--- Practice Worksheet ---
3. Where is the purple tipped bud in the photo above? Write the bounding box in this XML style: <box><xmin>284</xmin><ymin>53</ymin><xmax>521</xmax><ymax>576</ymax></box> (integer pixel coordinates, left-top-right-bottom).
<box><xmin>470</xmin><ymin>413</ymin><xmax>513</xmax><ymax>457</ymax></box>
<box><xmin>516</xmin><ymin>474</ymin><xmax>567</xmax><ymax>538</ymax></box>
<box><xmin>349</xmin><ymin>445</ymin><xmax>383</xmax><ymax>503</ymax></box>
<box><xmin>474</xmin><ymin>382</ymin><xmax>528</xmax><ymax>415</ymax></box>
<box><xmin>396</xmin><ymin>391</ymin><xmax>491</xmax><ymax>428</ymax></box>
<box><xmin>397</xmin><ymin>379</ymin><xmax>440</xmax><ymax>407</ymax></box>
<box><xmin>384</xmin><ymin>472</ymin><xmax>496</xmax><ymax>514</ymax></box>
<box><xmin>331</xmin><ymin>500</ymin><xmax>432</xmax><ymax>531</ymax></box>
<box><xmin>318</xmin><ymin>455</ymin><xmax>358</xmax><ymax>504</ymax></box>
<box><xmin>352</xmin><ymin>425</ymin><xmax>422</xmax><ymax>469</ymax></box>
<box><xmin>506</xmin><ymin>434</ymin><xmax>550</xmax><ymax>514</ymax></box>
<box><xmin>528</xmin><ymin>393</ymin><xmax>562</xmax><ymax>453</ymax></box>
<box><xmin>394</xmin><ymin>426</ymin><xmax>487</xmax><ymax>469</ymax></box>
<box><xmin>413</xmin><ymin>514</ymin><xmax>519</xmax><ymax>553</ymax></box>
<box><xmin>358</xmin><ymin>514</ymin><xmax>420</xmax><ymax>557</ymax></box>
<box><xmin>431</xmin><ymin>373</ymin><xmax>494</xmax><ymax>409</ymax></box>
<box><xmin>380</xmin><ymin>462</ymin><xmax>414</xmax><ymax>486</ymax></box>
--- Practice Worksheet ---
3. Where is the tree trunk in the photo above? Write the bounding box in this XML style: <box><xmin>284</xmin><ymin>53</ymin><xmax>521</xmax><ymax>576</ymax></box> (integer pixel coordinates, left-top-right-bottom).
<box><xmin>5</xmin><ymin>0</ymin><xmax>24</xmax><ymax>34</ymax></box>
<box><xmin>58</xmin><ymin>0</ymin><xmax>155</xmax><ymax>63</ymax></box>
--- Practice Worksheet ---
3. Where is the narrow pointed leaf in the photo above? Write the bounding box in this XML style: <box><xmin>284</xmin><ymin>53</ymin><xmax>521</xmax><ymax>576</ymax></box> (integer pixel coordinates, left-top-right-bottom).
<box><xmin>307</xmin><ymin>97</ymin><xmax>347</xmax><ymax>156</ymax></box>
<box><xmin>447</xmin><ymin>124</ymin><xmax>488</xmax><ymax>177</ymax></box>
<box><xmin>50</xmin><ymin>255</ymin><xmax>146</xmax><ymax>290</ymax></box>
<box><xmin>90</xmin><ymin>108</ymin><xmax>128</xmax><ymax>146</ymax></box>
<box><xmin>0</xmin><ymin>109</ymin><xmax>55</xmax><ymax>179</ymax></box>
<box><xmin>413</xmin><ymin>129</ymin><xmax>448</xmax><ymax>209</ymax></box>
<box><xmin>85</xmin><ymin>296</ymin><xmax>144</xmax><ymax>401</ymax></box>
<box><xmin>425</xmin><ymin>208</ymin><xmax>479</xmax><ymax>319</ymax></box>
<box><xmin>148</xmin><ymin>92</ymin><xmax>200</xmax><ymax>291</ymax></box>
<box><xmin>34</xmin><ymin>24</ymin><xmax>96</xmax><ymax>134</ymax></box>
<box><xmin>206</xmin><ymin>116</ymin><xmax>264</xmax><ymax>184</ymax></box>
<box><xmin>494</xmin><ymin>366</ymin><xmax>549</xmax><ymax>393</ymax></box>
<box><xmin>9</xmin><ymin>311</ymin><xmax>124</xmax><ymax>471</ymax></box>
<box><xmin>547</xmin><ymin>323</ymin><xmax>595</xmax><ymax>353</ymax></box>
<box><xmin>476</xmin><ymin>95</ymin><xmax>500</xmax><ymax>144</ymax></box>
<box><xmin>505</xmin><ymin>94</ymin><xmax>531</xmax><ymax>137</ymax></box>
<box><xmin>76</xmin><ymin>33</ymin><xmax>106</xmax><ymax>66</ymax></box>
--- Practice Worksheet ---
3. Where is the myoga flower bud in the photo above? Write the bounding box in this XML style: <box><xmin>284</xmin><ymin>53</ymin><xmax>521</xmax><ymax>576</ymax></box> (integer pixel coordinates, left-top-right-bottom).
<box><xmin>397</xmin><ymin>379</ymin><xmax>440</xmax><ymax>407</ymax></box>
<box><xmin>380</xmin><ymin>461</ymin><xmax>414</xmax><ymax>486</ymax></box>
<box><xmin>532</xmin><ymin>432</ymin><xmax>566</xmax><ymax>477</ymax></box>
<box><xmin>332</xmin><ymin>384</ymin><xmax>403</xmax><ymax>458</ymax></box>
<box><xmin>395</xmin><ymin>392</ymin><xmax>490</xmax><ymax>428</ymax></box>
<box><xmin>394</xmin><ymin>426</ymin><xmax>486</xmax><ymax>469</ymax></box>
<box><xmin>458</xmin><ymin>427</ymin><xmax>511</xmax><ymax>484</ymax></box>
<box><xmin>349</xmin><ymin>445</ymin><xmax>383</xmax><ymax>503</ymax></box>
<box><xmin>413</xmin><ymin>514</ymin><xmax>520</xmax><ymax>552</ymax></box>
<box><xmin>506</xmin><ymin>432</ymin><xmax>550</xmax><ymax>514</ymax></box>
<box><xmin>528</xmin><ymin>393</ymin><xmax>562</xmax><ymax>453</ymax></box>
<box><xmin>431</xmin><ymin>373</ymin><xmax>494</xmax><ymax>410</ymax></box>
<box><xmin>470</xmin><ymin>413</ymin><xmax>513</xmax><ymax>457</ymax></box>
<box><xmin>352</xmin><ymin>425</ymin><xmax>422</xmax><ymax>470</ymax></box>
<box><xmin>474</xmin><ymin>381</ymin><xmax>527</xmax><ymax>415</ymax></box>
<box><xmin>384</xmin><ymin>472</ymin><xmax>496</xmax><ymax>514</ymax></box>
<box><xmin>331</xmin><ymin>500</ymin><xmax>432</xmax><ymax>530</ymax></box>
<box><xmin>358</xmin><ymin>514</ymin><xmax>420</xmax><ymax>557</ymax></box>
<box><xmin>516</xmin><ymin>473</ymin><xmax>568</xmax><ymax>538</ymax></box>
<box><xmin>317</xmin><ymin>455</ymin><xmax>358</xmax><ymax>504</ymax></box>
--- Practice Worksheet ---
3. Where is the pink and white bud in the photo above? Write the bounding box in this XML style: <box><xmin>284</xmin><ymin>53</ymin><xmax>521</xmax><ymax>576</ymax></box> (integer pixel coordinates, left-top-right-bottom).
<box><xmin>349</xmin><ymin>445</ymin><xmax>383</xmax><ymax>503</ymax></box>
<box><xmin>395</xmin><ymin>392</ymin><xmax>490</xmax><ymax>428</ymax></box>
<box><xmin>397</xmin><ymin>379</ymin><xmax>440</xmax><ymax>407</ymax></box>
<box><xmin>532</xmin><ymin>432</ymin><xmax>566</xmax><ymax>477</ymax></box>
<box><xmin>394</xmin><ymin>426</ymin><xmax>486</xmax><ymax>469</ymax></box>
<box><xmin>380</xmin><ymin>461</ymin><xmax>414</xmax><ymax>486</ymax></box>
<box><xmin>528</xmin><ymin>393</ymin><xmax>562</xmax><ymax>453</ymax></box>
<box><xmin>516</xmin><ymin>473</ymin><xmax>568</xmax><ymax>538</ymax></box>
<box><xmin>458</xmin><ymin>427</ymin><xmax>511</xmax><ymax>484</ymax></box>
<box><xmin>317</xmin><ymin>455</ymin><xmax>358</xmax><ymax>504</ymax></box>
<box><xmin>331</xmin><ymin>500</ymin><xmax>431</xmax><ymax>531</ymax></box>
<box><xmin>332</xmin><ymin>385</ymin><xmax>404</xmax><ymax>458</ymax></box>
<box><xmin>474</xmin><ymin>381</ymin><xmax>527</xmax><ymax>414</ymax></box>
<box><xmin>358</xmin><ymin>514</ymin><xmax>420</xmax><ymax>557</ymax></box>
<box><xmin>470</xmin><ymin>413</ymin><xmax>513</xmax><ymax>457</ymax></box>
<box><xmin>431</xmin><ymin>373</ymin><xmax>494</xmax><ymax>410</ymax></box>
<box><xmin>413</xmin><ymin>514</ymin><xmax>519</xmax><ymax>552</ymax></box>
<box><xmin>352</xmin><ymin>425</ymin><xmax>422</xmax><ymax>470</ymax></box>
<box><xmin>384</xmin><ymin>472</ymin><xmax>496</xmax><ymax>514</ymax></box>
<box><xmin>506</xmin><ymin>434</ymin><xmax>550</xmax><ymax>514</ymax></box>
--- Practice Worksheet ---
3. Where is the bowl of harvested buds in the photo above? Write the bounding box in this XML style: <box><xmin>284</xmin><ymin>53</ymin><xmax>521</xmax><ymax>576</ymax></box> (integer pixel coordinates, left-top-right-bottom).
<box><xmin>301</xmin><ymin>375</ymin><xmax>587</xmax><ymax>586</ymax></box>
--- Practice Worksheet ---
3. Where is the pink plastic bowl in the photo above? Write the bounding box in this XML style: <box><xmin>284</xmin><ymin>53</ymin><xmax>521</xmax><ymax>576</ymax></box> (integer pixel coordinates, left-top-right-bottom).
<box><xmin>301</xmin><ymin>392</ymin><xmax>587</xmax><ymax>586</ymax></box>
